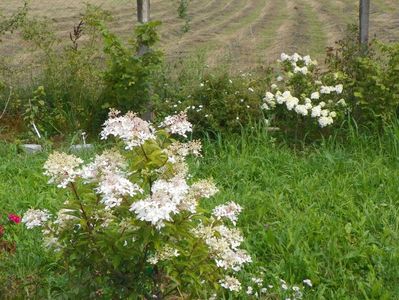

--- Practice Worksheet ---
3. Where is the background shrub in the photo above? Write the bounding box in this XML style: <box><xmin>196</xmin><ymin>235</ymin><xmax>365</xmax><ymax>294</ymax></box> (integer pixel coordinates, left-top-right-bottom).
<box><xmin>154</xmin><ymin>67</ymin><xmax>272</xmax><ymax>135</ymax></box>
<box><xmin>326</xmin><ymin>25</ymin><xmax>399</xmax><ymax>125</ymax></box>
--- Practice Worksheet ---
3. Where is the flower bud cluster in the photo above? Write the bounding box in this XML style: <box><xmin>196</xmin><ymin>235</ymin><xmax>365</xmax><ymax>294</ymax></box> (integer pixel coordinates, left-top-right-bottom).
<box><xmin>147</xmin><ymin>245</ymin><xmax>180</xmax><ymax>265</ymax></box>
<box><xmin>43</xmin><ymin>152</ymin><xmax>83</xmax><ymax>188</ymax></box>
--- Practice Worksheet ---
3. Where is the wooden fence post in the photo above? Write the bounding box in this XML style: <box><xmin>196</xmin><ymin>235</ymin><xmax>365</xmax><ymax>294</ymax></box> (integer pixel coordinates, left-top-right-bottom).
<box><xmin>137</xmin><ymin>0</ymin><xmax>150</xmax><ymax>24</ymax></box>
<box><xmin>359</xmin><ymin>0</ymin><xmax>370</xmax><ymax>45</ymax></box>
<box><xmin>137</xmin><ymin>0</ymin><xmax>151</xmax><ymax>55</ymax></box>
<box><xmin>137</xmin><ymin>0</ymin><xmax>153</xmax><ymax>120</ymax></box>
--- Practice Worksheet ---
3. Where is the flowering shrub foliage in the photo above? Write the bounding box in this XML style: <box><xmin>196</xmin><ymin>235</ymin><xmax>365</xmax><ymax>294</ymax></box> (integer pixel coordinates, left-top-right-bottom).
<box><xmin>262</xmin><ymin>53</ymin><xmax>348</xmax><ymax>133</ymax></box>
<box><xmin>22</xmin><ymin>110</ymin><xmax>252</xmax><ymax>298</ymax></box>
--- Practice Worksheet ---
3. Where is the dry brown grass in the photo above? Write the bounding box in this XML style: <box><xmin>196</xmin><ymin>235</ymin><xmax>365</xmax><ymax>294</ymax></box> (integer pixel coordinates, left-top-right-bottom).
<box><xmin>1</xmin><ymin>0</ymin><xmax>398</xmax><ymax>69</ymax></box>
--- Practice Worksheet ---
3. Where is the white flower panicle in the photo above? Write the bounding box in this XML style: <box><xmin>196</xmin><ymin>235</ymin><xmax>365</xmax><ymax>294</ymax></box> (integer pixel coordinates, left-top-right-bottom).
<box><xmin>335</xmin><ymin>84</ymin><xmax>343</xmax><ymax>94</ymax></box>
<box><xmin>43</xmin><ymin>152</ymin><xmax>83</xmax><ymax>188</ymax></box>
<box><xmin>262</xmin><ymin>91</ymin><xmax>276</xmax><ymax>110</ymax></box>
<box><xmin>130</xmin><ymin>176</ymin><xmax>189</xmax><ymax>228</ymax></box>
<box><xmin>212</xmin><ymin>201</ymin><xmax>242</xmax><ymax>225</ymax></box>
<box><xmin>310</xmin><ymin>92</ymin><xmax>320</xmax><ymax>100</ymax></box>
<box><xmin>165</xmin><ymin>140</ymin><xmax>202</xmax><ymax>164</ymax></box>
<box><xmin>279</xmin><ymin>52</ymin><xmax>317</xmax><ymax>71</ymax></box>
<box><xmin>311</xmin><ymin>105</ymin><xmax>322</xmax><ymax>118</ymax></box>
<box><xmin>193</xmin><ymin>224</ymin><xmax>251</xmax><ymax>272</ymax></box>
<box><xmin>177</xmin><ymin>178</ymin><xmax>218</xmax><ymax>213</ymax></box>
<box><xmin>43</xmin><ymin>235</ymin><xmax>61</xmax><ymax>251</ymax></box>
<box><xmin>320</xmin><ymin>84</ymin><xmax>343</xmax><ymax>94</ymax></box>
<box><xmin>295</xmin><ymin>104</ymin><xmax>309</xmax><ymax>116</ymax></box>
<box><xmin>337</xmin><ymin>98</ymin><xmax>347</xmax><ymax>106</ymax></box>
<box><xmin>271</xmin><ymin>90</ymin><xmax>300</xmax><ymax>111</ymax></box>
<box><xmin>219</xmin><ymin>275</ymin><xmax>242</xmax><ymax>292</ymax></box>
<box><xmin>318</xmin><ymin>116</ymin><xmax>334</xmax><ymax>128</ymax></box>
<box><xmin>22</xmin><ymin>209</ymin><xmax>51</xmax><ymax>229</ymax></box>
<box><xmin>160</xmin><ymin>111</ymin><xmax>193</xmax><ymax>137</ymax></box>
<box><xmin>101</xmin><ymin>109</ymin><xmax>155</xmax><ymax>149</ymax></box>
<box><xmin>294</xmin><ymin>66</ymin><xmax>308</xmax><ymax>75</ymax></box>
<box><xmin>252</xmin><ymin>277</ymin><xmax>264</xmax><ymax>286</ymax></box>
<box><xmin>177</xmin><ymin>194</ymin><xmax>197</xmax><ymax>213</ymax></box>
<box><xmin>80</xmin><ymin>149</ymin><xmax>127</xmax><ymax>182</ymax></box>
<box><xmin>96</xmin><ymin>172</ymin><xmax>143</xmax><ymax>209</ymax></box>
<box><xmin>189</xmin><ymin>179</ymin><xmax>219</xmax><ymax>199</ymax></box>
<box><xmin>246</xmin><ymin>286</ymin><xmax>253</xmax><ymax>295</ymax></box>
<box><xmin>79</xmin><ymin>149</ymin><xmax>142</xmax><ymax>210</ymax></box>
<box><xmin>261</xmin><ymin>86</ymin><xmax>339</xmax><ymax>127</ymax></box>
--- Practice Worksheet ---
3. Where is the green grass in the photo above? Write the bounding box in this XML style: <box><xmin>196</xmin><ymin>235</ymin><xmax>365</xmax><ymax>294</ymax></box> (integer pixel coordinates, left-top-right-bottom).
<box><xmin>198</xmin><ymin>127</ymin><xmax>399</xmax><ymax>299</ymax></box>
<box><xmin>1</xmin><ymin>127</ymin><xmax>399</xmax><ymax>298</ymax></box>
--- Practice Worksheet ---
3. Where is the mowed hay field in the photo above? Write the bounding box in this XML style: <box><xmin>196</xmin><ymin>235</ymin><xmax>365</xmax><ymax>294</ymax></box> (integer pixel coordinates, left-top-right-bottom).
<box><xmin>1</xmin><ymin>0</ymin><xmax>399</xmax><ymax>68</ymax></box>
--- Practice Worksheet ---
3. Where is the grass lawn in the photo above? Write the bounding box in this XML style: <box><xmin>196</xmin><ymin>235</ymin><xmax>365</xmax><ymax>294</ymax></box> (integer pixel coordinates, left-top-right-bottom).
<box><xmin>0</xmin><ymin>127</ymin><xmax>399</xmax><ymax>298</ymax></box>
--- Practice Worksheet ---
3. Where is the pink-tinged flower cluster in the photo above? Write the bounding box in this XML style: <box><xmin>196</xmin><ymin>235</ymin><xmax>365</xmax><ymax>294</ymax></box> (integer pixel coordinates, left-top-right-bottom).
<box><xmin>189</xmin><ymin>179</ymin><xmax>219</xmax><ymax>199</ymax></box>
<box><xmin>101</xmin><ymin>109</ymin><xmax>156</xmax><ymax>149</ymax></box>
<box><xmin>95</xmin><ymin>172</ymin><xmax>142</xmax><ymax>209</ymax></box>
<box><xmin>165</xmin><ymin>140</ymin><xmax>202</xmax><ymax>163</ymax></box>
<box><xmin>80</xmin><ymin>149</ymin><xmax>127</xmax><ymax>181</ymax></box>
<box><xmin>212</xmin><ymin>201</ymin><xmax>242</xmax><ymax>225</ymax></box>
<box><xmin>160</xmin><ymin>111</ymin><xmax>192</xmax><ymax>137</ymax></box>
<box><xmin>80</xmin><ymin>149</ymin><xmax>142</xmax><ymax>209</ymax></box>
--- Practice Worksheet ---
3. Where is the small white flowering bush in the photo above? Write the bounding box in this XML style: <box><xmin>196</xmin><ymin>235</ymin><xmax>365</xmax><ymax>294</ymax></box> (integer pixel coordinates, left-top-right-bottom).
<box><xmin>262</xmin><ymin>53</ymin><xmax>348</xmax><ymax>136</ymax></box>
<box><xmin>155</xmin><ymin>71</ymin><xmax>268</xmax><ymax>134</ymax></box>
<box><xmin>22</xmin><ymin>109</ymin><xmax>252</xmax><ymax>298</ymax></box>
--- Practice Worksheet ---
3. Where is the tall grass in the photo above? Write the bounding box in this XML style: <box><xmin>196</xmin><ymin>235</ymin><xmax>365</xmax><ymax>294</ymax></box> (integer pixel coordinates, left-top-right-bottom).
<box><xmin>195</xmin><ymin>124</ymin><xmax>399</xmax><ymax>299</ymax></box>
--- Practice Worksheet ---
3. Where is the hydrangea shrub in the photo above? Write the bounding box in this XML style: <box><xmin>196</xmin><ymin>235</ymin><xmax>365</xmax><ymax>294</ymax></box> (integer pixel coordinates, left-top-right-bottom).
<box><xmin>22</xmin><ymin>110</ymin><xmax>252</xmax><ymax>298</ymax></box>
<box><xmin>262</xmin><ymin>53</ymin><xmax>348</xmax><ymax>134</ymax></box>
